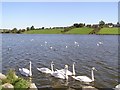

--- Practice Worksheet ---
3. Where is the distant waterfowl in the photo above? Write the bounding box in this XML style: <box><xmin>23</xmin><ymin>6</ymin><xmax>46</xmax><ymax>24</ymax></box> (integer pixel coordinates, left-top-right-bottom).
<box><xmin>97</xmin><ymin>43</ymin><xmax>100</xmax><ymax>46</ymax></box>
<box><xmin>8</xmin><ymin>47</ymin><xmax>12</xmax><ymax>51</ymax></box>
<box><xmin>37</xmin><ymin>61</ymin><xmax>54</xmax><ymax>74</ymax></box>
<box><xmin>19</xmin><ymin>61</ymin><xmax>32</xmax><ymax>77</ymax></box>
<box><xmin>50</xmin><ymin>46</ymin><xmax>53</xmax><ymax>49</ymax></box>
<box><xmin>74</xmin><ymin>41</ymin><xmax>78</xmax><ymax>45</ymax></box>
<box><xmin>45</xmin><ymin>41</ymin><xmax>47</xmax><ymax>44</ymax></box>
<box><xmin>74</xmin><ymin>41</ymin><xmax>79</xmax><ymax>47</ymax></box>
<box><xmin>65</xmin><ymin>46</ymin><xmax>68</xmax><ymax>48</ymax></box>
<box><xmin>30</xmin><ymin>39</ymin><xmax>34</xmax><ymax>41</ymax></box>
<box><xmin>51</xmin><ymin>65</ymin><xmax>69</xmax><ymax>80</ymax></box>
<box><xmin>72</xmin><ymin>66</ymin><xmax>97</xmax><ymax>83</ymax></box>
<box><xmin>97</xmin><ymin>41</ymin><xmax>103</xmax><ymax>46</ymax></box>
<box><xmin>98</xmin><ymin>41</ymin><xmax>103</xmax><ymax>45</ymax></box>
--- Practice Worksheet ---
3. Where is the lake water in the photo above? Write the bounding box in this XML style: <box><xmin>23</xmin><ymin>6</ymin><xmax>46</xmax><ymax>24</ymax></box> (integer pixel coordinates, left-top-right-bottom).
<box><xmin>2</xmin><ymin>34</ymin><xmax>119</xmax><ymax>88</ymax></box>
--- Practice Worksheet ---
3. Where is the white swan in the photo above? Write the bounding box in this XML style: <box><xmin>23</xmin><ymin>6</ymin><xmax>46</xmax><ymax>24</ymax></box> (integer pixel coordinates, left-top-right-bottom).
<box><xmin>97</xmin><ymin>41</ymin><xmax>103</xmax><ymax>46</ymax></box>
<box><xmin>56</xmin><ymin>65</ymin><xmax>73</xmax><ymax>76</ymax></box>
<box><xmin>51</xmin><ymin>65</ymin><xmax>69</xmax><ymax>80</ymax></box>
<box><xmin>56</xmin><ymin>69</ymin><xmax>72</xmax><ymax>76</ymax></box>
<box><xmin>45</xmin><ymin>41</ymin><xmax>47</xmax><ymax>44</ymax></box>
<box><xmin>74</xmin><ymin>41</ymin><xmax>78</xmax><ymax>45</ymax></box>
<box><xmin>97</xmin><ymin>43</ymin><xmax>100</xmax><ymax>46</ymax></box>
<box><xmin>37</xmin><ymin>61</ymin><xmax>54</xmax><ymax>74</ymax></box>
<box><xmin>45</xmin><ymin>41</ymin><xmax>47</xmax><ymax>46</ymax></box>
<box><xmin>115</xmin><ymin>84</ymin><xmax>120</xmax><ymax>89</ymax></box>
<box><xmin>72</xmin><ymin>64</ymin><xmax>97</xmax><ymax>83</ymax></box>
<box><xmin>50</xmin><ymin>46</ymin><xmax>53</xmax><ymax>49</ymax></box>
<box><xmin>19</xmin><ymin>61</ymin><xmax>32</xmax><ymax>77</ymax></box>
<box><xmin>65</xmin><ymin>46</ymin><xmax>68</xmax><ymax>48</ymax></box>
<box><xmin>98</xmin><ymin>41</ymin><xmax>103</xmax><ymax>44</ymax></box>
<box><xmin>74</xmin><ymin>41</ymin><xmax>79</xmax><ymax>47</ymax></box>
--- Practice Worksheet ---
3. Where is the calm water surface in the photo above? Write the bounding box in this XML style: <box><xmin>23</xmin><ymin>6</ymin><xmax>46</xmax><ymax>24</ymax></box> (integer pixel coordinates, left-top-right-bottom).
<box><xmin>2</xmin><ymin>34</ymin><xmax>119</xmax><ymax>88</ymax></box>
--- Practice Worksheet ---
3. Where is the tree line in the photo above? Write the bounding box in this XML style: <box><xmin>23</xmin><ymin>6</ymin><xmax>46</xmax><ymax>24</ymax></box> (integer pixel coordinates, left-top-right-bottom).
<box><xmin>1</xmin><ymin>20</ymin><xmax>120</xmax><ymax>34</ymax></box>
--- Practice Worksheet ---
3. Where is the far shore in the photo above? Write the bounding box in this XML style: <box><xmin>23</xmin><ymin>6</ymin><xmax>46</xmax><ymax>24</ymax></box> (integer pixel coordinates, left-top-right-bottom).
<box><xmin>1</xmin><ymin>27</ymin><xmax>119</xmax><ymax>35</ymax></box>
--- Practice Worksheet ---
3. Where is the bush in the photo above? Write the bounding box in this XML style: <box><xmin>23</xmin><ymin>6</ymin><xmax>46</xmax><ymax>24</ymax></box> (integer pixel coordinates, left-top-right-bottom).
<box><xmin>2</xmin><ymin>69</ymin><xmax>30</xmax><ymax>90</ymax></box>
<box><xmin>5</xmin><ymin>69</ymin><xmax>18</xmax><ymax>85</ymax></box>
<box><xmin>14</xmin><ymin>78</ymin><xmax>30</xmax><ymax>90</ymax></box>
<box><xmin>0</xmin><ymin>80</ymin><xmax>2</xmax><ymax>90</ymax></box>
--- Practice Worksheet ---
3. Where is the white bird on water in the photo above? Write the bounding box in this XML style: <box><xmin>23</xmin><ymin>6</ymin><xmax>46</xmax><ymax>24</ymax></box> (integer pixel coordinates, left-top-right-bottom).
<box><xmin>19</xmin><ymin>61</ymin><xmax>32</xmax><ymax>77</ymax></box>
<box><xmin>56</xmin><ymin>64</ymin><xmax>73</xmax><ymax>76</ymax></box>
<box><xmin>37</xmin><ymin>61</ymin><xmax>54</xmax><ymax>74</ymax></box>
<box><xmin>45</xmin><ymin>41</ymin><xmax>47</xmax><ymax>44</ymax></box>
<box><xmin>97</xmin><ymin>43</ymin><xmax>100</xmax><ymax>46</ymax></box>
<box><xmin>74</xmin><ymin>41</ymin><xmax>79</xmax><ymax>47</ymax></box>
<box><xmin>98</xmin><ymin>41</ymin><xmax>103</xmax><ymax>45</ymax></box>
<box><xmin>51</xmin><ymin>65</ymin><xmax>69</xmax><ymax>80</ymax></box>
<box><xmin>50</xmin><ymin>46</ymin><xmax>53</xmax><ymax>49</ymax></box>
<box><xmin>97</xmin><ymin>41</ymin><xmax>103</xmax><ymax>46</ymax></box>
<box><xmin>74</xmin><ymin>41</ymin><xmax>78</xmax><ymax>45</ymax></box>
<box><xmin>30</xmin><ymin>39</ymin><xmax>34</xmax><ymax>41</ymax></box>
<box><xmin>115</xmin><ymin>84</ymin><xmax>120</xmax><ymax>89</ymax></box>
<box><xmin>72</xmin><ymin>63</ymin><xmax>97</xmax><ymax>83</ymax></box>
<box><xmin>65</xmin><ymin>46</ymin><xmax>68</xmax><ymax>48</ymax></box>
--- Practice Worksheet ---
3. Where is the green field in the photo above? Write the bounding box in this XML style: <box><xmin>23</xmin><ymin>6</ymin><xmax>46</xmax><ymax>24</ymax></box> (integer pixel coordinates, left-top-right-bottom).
<box><xmin>23</xmin><ymin>27</ymin><xmax>119</xmax><ymax>35</ymax></box>
<box><xmin>97</xmin><ymin>28</ymin><xmax>119</xmax><ymax>34</ymax></box>
<box><xmin>23</xmin><ymin>29</ymin><xmax>63</xmax><ymax>34</ymax></box>
<box><xmin>65</xmin><ymin>27</ymin><xmax>93</xmax><ymax>34</ymax></box>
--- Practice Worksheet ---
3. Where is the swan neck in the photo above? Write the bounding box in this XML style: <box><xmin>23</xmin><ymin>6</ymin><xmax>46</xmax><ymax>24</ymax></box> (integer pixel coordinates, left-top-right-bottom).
<box><xmin>72</xmin><ymin>64</ymin><xmax>75</xmax><ymax>76</ymax></box>
<box><xmin>51</xmin><ymin>63</ymin><xmax>54</xmax><ymax>72</ymax></box>
<box><xmin>91</xmin><ymin>69</ymin><xmax>94</xmax><ymax>81</ymax></box>
<box><xmin>65</xmin><ymin>67</ymin><xmax>68</xmax><ymax>80</ymax></box>
<box><xmin>29</xmin><ymin>61</ymin><xmax>32</xmax><ymax>76</ymax></box>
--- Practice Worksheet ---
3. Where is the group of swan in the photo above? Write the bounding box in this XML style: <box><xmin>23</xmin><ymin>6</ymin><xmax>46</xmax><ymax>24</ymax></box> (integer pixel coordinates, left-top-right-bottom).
<box><xmin>19</xmin><ymin>61</ymin><xmax>97</xmax><ymax>83</ymax></box>
<box><xmin>37</xmin><ymin>61</ymin><xmax>97</xmax><ymax>83</ymax></box>
<box><xmin>37</xmin><ymin>61</ymin><xmax>69</xmax><ymax>80</ymax></box>
<box><xmin>18</xmin><ymin>61</ymin><xmax>119</xmax><ymax>88</ymax></box>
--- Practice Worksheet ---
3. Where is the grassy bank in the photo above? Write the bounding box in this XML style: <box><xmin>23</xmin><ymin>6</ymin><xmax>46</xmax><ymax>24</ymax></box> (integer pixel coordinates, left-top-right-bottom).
<box><xmin>23</xmin><ymin>27</ymin><xmax>93</xmax><ymax>34</ymax></box>
<box><xmin>23</xmin><ymin>29</ymin><xmax>63</xmax><ymax>34</ymax></box>
<box><xmin>23</xmin><ymin>27</ymin><xmax>119</xmax><ymax>35</ymax></box>
<box><xmin>65</xmin><ymin>27</ymin><xmax>93</xmax><ymax>34</ymax></box>
<box><xmin>97</xmin><ymin>28</ymin><xmax>119</xmax><ymax>35</ymax></box>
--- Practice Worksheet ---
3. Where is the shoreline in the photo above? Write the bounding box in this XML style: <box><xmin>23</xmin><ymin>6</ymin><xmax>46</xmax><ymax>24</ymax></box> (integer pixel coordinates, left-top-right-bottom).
<box><xmin>1</xmin><ymin>33</ymin><xmax>120</xmax><ymax>35</ymax></box>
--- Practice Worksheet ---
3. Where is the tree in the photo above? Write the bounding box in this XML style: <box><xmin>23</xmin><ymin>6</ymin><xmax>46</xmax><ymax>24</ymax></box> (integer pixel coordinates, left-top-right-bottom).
<box><xmin>86</xmin><ymin>24</ymin><xmax>91</xmax><ymax>28</ymax></box>
<box><xmin>79</xmin><ymin>23</ymin><xmax>84</xmax><ymax>27</ymax></box>
<box><xmin>99</xmin><ymin>20</ymin><xmax>105</xmax><ymax>28</ymax></box>
<box><xmin>26</xmin><ymin>27</ymin><xmax>30</xmax><ymax>31</ymax></box>
<box><xmin>30</xmin><ymin>26</ymin><xmax>35</xmax><ymax>30</ymax></box>
<box><xmin>11</xmin><ymin>28</ymin><xmax>17</xmax><ymax>33</ymax></box>
<box><xmin>117</xmin><ymin>22</ymin><xmax>120</xmax><ymax>25</ymax></box>
<box><xmin>73</xmin><ymin>23</ymin><xmax>79</xmax><ymax>28</ymax></box>
<box><xmin>41</xmin><ymin>27</ymin><xmax>44</xmax><ymax>29</ymax></box>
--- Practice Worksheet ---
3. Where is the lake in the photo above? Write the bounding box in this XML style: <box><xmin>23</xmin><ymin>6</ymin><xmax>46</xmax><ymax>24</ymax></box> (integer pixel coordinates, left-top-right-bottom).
<box><xmin>2</xmin><ymin>34</ymin><xmax>119</xmax><ymax>88</ymax></box>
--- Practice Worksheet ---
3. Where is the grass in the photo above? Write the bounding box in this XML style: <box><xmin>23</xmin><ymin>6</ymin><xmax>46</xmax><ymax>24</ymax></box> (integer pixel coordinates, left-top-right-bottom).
<box><xmin>97</xmin><ymin>27</ymin><xmax>119</xmax><ymax>34</ymax></box>
<box><xmin>65</xmin><ymin>27</ymin><xmax>93</xmax><ymax>34</ymax></box>
<box><xmin>23</xmin><ymin>27</ymin><xmax>119</xmax><ymax>35</ymax></box>
<box><xmin>23</xmin><ymin>29</ymin><xmax>63</xmax><ymax>34</ymax></box>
